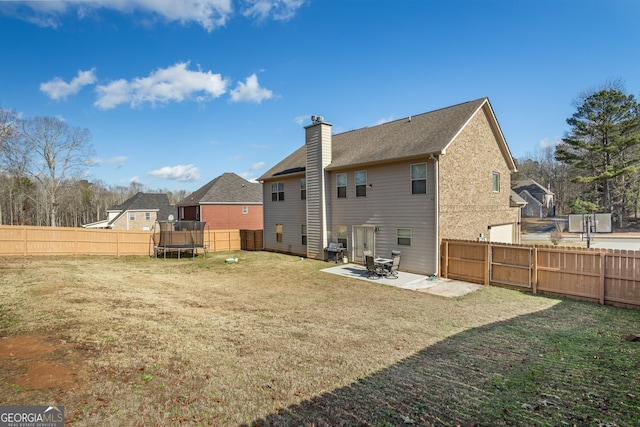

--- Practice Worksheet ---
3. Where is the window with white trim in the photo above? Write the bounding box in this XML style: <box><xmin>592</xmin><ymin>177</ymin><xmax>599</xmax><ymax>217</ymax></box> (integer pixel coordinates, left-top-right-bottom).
<box><xmin>276</xmin><ymin>223</ymin><xmax>283</xmax><ymax>242</ymax></box>
<box><xmin>271</xmin><ymin>182</ymin><xmax>285</xmax><ymax>201</ymax></box>
<box><xmin>242</xmin><ymin>206</ymin><xmax>249</xmax><ymax>214</ymax></box>
<box><xmin>492</xmin><ymin>172</ymin><xmax>500</xmax><ymax>192</ymax></box>
<box><xmin>411</xmin><ymin>163</ymin><xmax>427</xmax><ymax>194</ymax></box>
<box><xmin>397</xmin><ymin>228</ymin><xmax>412</xmax><ymax>246</ymax></box>
<box><xmin>129</xmin><ymin>212</ymin><xmax>135</xmax><ymax>221</ymax></box>
<box><xmin>300</xmin><ymin>178</ymin><xmax>306</xmax><ymax>200</ymax></box>
<box><xmin>301</xmin><ymin>224</ymin><xmax>307</xmax><ymax>245</ymax></box>
<box><xmin>145</xmin><ymin>212</ymin><xmax>151</xmax><ymax>221</ymax></box>
<box><xmin>355</xmin><ymin>170</ymin><xmax>367</xmax><ymax>197</ymax></box>
<box><xmin>337</xmin><ymin>173</ymin><xmax>347</xmax><ymax>198</ymax></box>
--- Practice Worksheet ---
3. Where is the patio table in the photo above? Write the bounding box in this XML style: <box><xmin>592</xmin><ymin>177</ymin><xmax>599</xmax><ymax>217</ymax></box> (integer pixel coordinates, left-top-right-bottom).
<box><xmin>374</xmin><ymin>257</ymin><xmax>393</xmax><ymax>275</ymax></box>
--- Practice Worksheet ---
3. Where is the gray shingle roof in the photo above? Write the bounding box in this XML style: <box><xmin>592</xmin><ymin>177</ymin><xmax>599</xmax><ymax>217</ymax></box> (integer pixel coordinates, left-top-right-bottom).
<box><xmin>512</xmin><ymin>179</ymin><xmax>554</xmax><ymax>200</ymax></box>
<box><xmin>108</xmin><ymin>192</ymin><xmax>175</xmax><ymax>224</ymax></box>
<box><xmin>260</xmin><ymin>98</ymin><xmax>507</xmax><ymax>180</ymax></box>
<box><xmin>177</xmin><ymin>172</ymin><xmax>262</xmax><ymax>206</ymax></box>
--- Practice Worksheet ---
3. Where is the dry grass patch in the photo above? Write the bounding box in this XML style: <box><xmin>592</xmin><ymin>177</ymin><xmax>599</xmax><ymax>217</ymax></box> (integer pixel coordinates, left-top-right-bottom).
<box><xmin>0</xmin><ymin>251</ymin><xmax>638</xmax><ymax>426</ymax></box>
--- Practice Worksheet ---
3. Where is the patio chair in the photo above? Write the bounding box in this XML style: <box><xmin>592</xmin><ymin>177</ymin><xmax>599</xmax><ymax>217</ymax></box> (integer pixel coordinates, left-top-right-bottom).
<box><xmin>386</xmin><ymin>255</ymin><xmax>401</xmax><ymax>278</ymax></box>
<box><xmin>365</xmin><ymin>255</ymin><xmax>382</xmax><ymax>279</ymax></box>
<box><xmin>391</xmin><ymin>250</ymin><xmax>401</xmax><ymax>270</ymax></box>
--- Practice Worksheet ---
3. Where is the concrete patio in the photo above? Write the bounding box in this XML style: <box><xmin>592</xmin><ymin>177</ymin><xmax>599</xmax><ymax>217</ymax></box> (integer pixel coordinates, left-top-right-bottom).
<box><xmin>321</xmin><ymin>263</ymin><xmax>483</xmax><ymax>297</ymax></box>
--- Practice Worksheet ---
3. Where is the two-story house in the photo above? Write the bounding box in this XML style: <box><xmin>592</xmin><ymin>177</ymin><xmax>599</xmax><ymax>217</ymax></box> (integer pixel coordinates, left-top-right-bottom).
<box><xmin>258</xmin><ymin>98</ymin><xmax>519</xmax><ymax>275</ymax></box>
<box><xmin>176</xmin><ymin>172</ymin><xmax>263</xmax><ymax>230</ymax></box>
<box><xmin>512</xmin><ymin>179</ymin><xmax>555</xmax><ymax>218</ymax></box>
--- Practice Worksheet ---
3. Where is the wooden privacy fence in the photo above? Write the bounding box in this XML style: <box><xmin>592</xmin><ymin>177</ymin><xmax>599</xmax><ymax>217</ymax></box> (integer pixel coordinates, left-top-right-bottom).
<box><xmin>0</xmin><ymin>225</ymin><xmax>242</xmax><ymax>256</ymax></box>
<box><xmin>240</xmin><ymin>229</ymin><xmax>263</xmax><ymax>251</ymax></box>
<box><xmin>441</xmin><ymin>239</ymin><xmax>640</xmax><ymax>309</ymax></box>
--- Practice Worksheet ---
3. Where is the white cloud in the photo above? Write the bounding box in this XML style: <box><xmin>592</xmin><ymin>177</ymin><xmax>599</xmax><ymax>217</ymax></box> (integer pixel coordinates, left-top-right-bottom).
<box><xmin>94</xmin><ymin>62</ymin><xmax>229</xmax><ymax>110</ymax></box>
<box><xmin>229</xmin><ymin>73</ymin><xmax>273</xmax><ymax>104</ymax></box>
<box><xmin>91</xmin><ymin>155</ymin><xmax>127</xmax><ymax>166</ymax></box>
<box><xmin>1</xmin><ymin>0</ymin><xmax>305</xmax><ymax>31</ymax></box>
<box><xmin>242</xmin><ymin>0</ymin><xmax>305</xmax><ymax>21</ymax></box>
<box><xmin>539</xmin><ymin>137</ymin><xmax>562</xmax><ymax>149</ymax></box>
<box><xmin>249</xmin><ymin>161</ymin><xmax>265</xmax><ymax>170</ymax></box>
<box><xmin>294</xmin><ymin>115</ymin><xmax>307</xmax><ymax>126</ymax></box>
<box><xmin>148</xmin><ymin>164</ymin><xmax>201</xmax><ymax>181</ymax></box>
<box><xmin>40</xmin><ymin>68</ymin><xmax>97</xmax><ymax>101</ymax></box>
<box><xmin>1</xmin><ymin>0</ymin><xmax>233</xmax><ymax>31</ymax></box>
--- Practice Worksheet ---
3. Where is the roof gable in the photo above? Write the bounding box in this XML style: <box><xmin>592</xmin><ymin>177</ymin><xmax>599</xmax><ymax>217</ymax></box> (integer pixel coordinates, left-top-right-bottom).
<box><xmin>177</xmin><ymin>172</ymin><xmax>262</xmax><ymax>205</ymax></box>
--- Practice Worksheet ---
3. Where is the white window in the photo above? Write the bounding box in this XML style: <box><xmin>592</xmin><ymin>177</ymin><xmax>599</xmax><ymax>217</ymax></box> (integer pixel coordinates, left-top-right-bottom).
<box><xmin>492</xmin><ymin>172</ymin><xmax>500</xmax><ymax>192</ymax></box>
<box><xmin>145</xmin><ymin>212</ymin><xmax>151</xmax><ymax>221</ymax></box>
<box><xmin>337</xmin><ymin>173</ymin><xmax>347</xmax><ymax>198</ymax></box>
<box><xmin>411</xmin><ymin>163</ymin><xmax>427</xmax><ymax>194</ymax></box>
<box><xmin>242</xmin><ymin>206</ymin><xmax>249</xmax><ymax>214</ymax></box>
<box><xmin>129</xmin><ymin>212</ymin><xmax>135</xmax><ymax>221</ymax></box>
<box><xmin>397</xmin><ymin>228</ymin><xmax>412</xmax><ymax>246</ymax></box>
<box><xmin>300</xmin><ymin>178</ymin><xmax>306</xmax><ymax>200</ymax></box>
<box><xmin>355</xmin><ymin>171</ymin><xmax>367</xmax><ymax>197</ymax></box>
<box><xmin>271</xmin><ymin>182</ymin><xmax>285</xmax><ymax>201</ymax></box>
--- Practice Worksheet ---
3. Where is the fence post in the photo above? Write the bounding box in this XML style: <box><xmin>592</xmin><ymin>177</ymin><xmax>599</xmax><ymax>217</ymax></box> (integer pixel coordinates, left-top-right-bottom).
<box><xmin>532</xmin><ymin>247</ymin><xmax>538</xmax><ymax>294</ymax></box>
<box><xmin>442</xmin><ymin>240</ymin><xmax>448</xmax><ymax>278</ymax></box>
<box><xmin>599</xmin><ymin>252</ymin><xmax>605</xmax><ymax>305</ymax></box>
<box><xmin>484</xmin><ymin>242</ymin><xmax>490</xmax><ymax>286</ymax></box>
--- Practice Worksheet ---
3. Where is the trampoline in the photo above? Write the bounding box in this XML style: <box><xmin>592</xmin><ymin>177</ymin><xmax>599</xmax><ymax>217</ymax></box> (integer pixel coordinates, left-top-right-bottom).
<box><xmin>152</xmin><ymin>220</ymin><xmax>208</xmax><ymax>258</ymax></box>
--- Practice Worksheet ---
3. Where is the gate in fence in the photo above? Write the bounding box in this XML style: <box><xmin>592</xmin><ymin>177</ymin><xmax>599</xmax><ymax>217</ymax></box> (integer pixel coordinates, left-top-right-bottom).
<box><xmin>489</xmin><ymin>244</ymin><xmax>533</xmax><ymax>288</ymax></box>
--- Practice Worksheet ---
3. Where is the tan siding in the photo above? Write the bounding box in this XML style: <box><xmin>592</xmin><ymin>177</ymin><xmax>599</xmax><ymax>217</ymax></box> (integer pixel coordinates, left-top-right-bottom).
<box><xmin>328</xmin><ymin>158</ymin><xmax>437</xmax><ymax>274</ymax></box>
<box><xmin>305</xmin><ymin>123</ymin><xmax>332</xmax><ymax>259</ymax></box>
<box><xmin>262</xmin><ymin>177</ymin><xmax>307</xmax><ymax>256</ymax></box>
<box><xmin>438</xmin><ymin>105</ymin><xmax>519</xmax><ymax>242</ymax></box>
<box><xmin>111</xmin><ymin>210</ymin><xmax>157</xmax><ymax>231</ymax></box>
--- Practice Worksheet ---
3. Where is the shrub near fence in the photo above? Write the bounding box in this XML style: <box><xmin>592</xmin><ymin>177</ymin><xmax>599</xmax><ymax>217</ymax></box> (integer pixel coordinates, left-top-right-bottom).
<box><xmin>441</xmin><ymin>239</ymin><xmax>640</xmax><ymax>309</ymax></box>
<box><xmin>0</xmin><ymin>225</ymin><xmax>242</xmax><ymax>256</ymax></box>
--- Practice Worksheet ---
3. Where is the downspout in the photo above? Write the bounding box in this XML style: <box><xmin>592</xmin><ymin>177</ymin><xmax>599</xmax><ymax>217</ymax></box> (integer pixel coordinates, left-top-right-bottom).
<box><xmin>430</xmin><ymin>154</ymin><xmax>439</xmax><ymax>276</ymax></box>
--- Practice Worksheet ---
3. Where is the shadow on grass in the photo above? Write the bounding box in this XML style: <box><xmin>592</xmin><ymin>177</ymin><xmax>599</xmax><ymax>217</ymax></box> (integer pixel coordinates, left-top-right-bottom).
<box><xmin>246</xmin><ymin>299</ymin><xmax>640</xmax><ymax>427</ymax></box>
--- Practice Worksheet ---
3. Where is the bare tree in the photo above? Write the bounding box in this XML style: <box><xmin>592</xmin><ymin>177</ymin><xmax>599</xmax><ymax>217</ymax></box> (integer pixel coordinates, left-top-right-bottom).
<box><xmin>14</xmin><ymin>116</ymin><xmax>94</xmax><ymax>227</ymax></box>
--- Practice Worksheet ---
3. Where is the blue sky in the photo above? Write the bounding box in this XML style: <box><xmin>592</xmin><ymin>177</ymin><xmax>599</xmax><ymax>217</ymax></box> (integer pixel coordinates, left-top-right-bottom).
<box><xmin>1</xmin><ymin>0</ymin><xmax>639</xmax><ymax>192</ymax></box>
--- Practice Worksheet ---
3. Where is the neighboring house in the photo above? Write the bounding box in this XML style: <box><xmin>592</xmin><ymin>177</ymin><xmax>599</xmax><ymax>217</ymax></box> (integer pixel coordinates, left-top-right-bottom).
<box><xmin>82</xmin><ymin>192</ymin><xmax>175</xmax><ymax>230</ymax></box>
<box><xmin>512</xmin><ymin>179</ymin><xmax>555</xmax><ymax>217</ymax></box>
<box><xmin>258</xmin><ymin>98</ymin><xmax>520</xmax><ymax>275</ymax></box>
<box><xmin>176</xmin><ymin>172</ymin><xmax>263</xmax><ymax>230</ymax></box>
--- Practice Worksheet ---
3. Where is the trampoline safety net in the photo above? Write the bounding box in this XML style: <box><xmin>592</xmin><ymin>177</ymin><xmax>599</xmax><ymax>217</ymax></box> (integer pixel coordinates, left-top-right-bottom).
<box><xmin>153</xmin><ymin>220</ymin><xmax>207</xmax><ymax>258</ymax></box>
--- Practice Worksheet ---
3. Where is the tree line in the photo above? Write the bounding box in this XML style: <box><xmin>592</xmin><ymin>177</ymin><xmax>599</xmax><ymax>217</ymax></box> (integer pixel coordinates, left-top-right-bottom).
<box><xmin>0</xmin><ymin>109</ymin><xmax>187</xmax><ymax>227</ymax></box>
<box><xmin>3</xmin><ymin>81</ymin><xmax>640</xmax><ymax>228</ymax></box>
<box><xmin>514</xmin><ymin>82</ymin><xmax>640</xmax><ymax>226</ymax></box>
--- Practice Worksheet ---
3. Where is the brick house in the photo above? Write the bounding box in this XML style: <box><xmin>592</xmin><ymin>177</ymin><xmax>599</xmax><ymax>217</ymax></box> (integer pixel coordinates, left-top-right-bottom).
<box><xmin>176</xmin><ymin>172</ymin><xmax>263</xmax><ymax>230</ymax></box>
<box><xmin>258</xmin><ymin>98</ymin><xmax>520</xmax><ymax>275</ymax></box>
<box><xmin>83</xmin><ymin>192</ymin><xmax>175</xmax><ymax>231</ymax></box>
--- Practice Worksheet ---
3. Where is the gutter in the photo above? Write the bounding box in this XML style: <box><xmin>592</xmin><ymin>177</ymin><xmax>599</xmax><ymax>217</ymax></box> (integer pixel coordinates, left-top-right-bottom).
<box><xmin>430</xmin><ymin>153</ymin><xmax>440</xmax><ymax>275</ymax></box>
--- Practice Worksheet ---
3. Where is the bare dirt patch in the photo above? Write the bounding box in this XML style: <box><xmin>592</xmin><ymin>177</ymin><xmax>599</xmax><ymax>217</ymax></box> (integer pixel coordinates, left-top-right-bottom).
<box><xmin>0</xmin><ymin>334</ymin><xmax>82</xmax><ymax>391</ymax></box>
